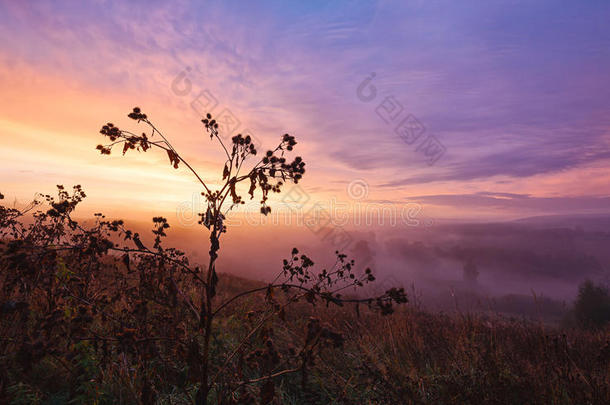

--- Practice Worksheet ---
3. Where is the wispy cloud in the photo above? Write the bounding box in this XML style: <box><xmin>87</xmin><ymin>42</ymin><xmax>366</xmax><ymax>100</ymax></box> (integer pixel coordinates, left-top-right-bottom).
<box><xmin>1</xmin><ymin>0</ymin><xmax>610</xmax><ymax>219</ymax></box>
<box><xmin>410</xmin><ymin>193</ymin><xmax>610</xmax><ymax>214</ymax></box>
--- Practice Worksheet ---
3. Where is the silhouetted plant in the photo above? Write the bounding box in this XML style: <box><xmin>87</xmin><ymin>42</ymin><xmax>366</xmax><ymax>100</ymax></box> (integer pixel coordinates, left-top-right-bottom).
<box><xmin>94</xmin><ymin>108</ymin><xmax>406</xmax><ymax>402</ymax></box>
<box><xmin>0</xmin><ymin>107</ymin><xmax>407</xmax><ymax>403</ymax></box>
<box><xmin>0</xmin><ymin>107</ymin><xmax>406</xmax><ymax>402</ymax></box>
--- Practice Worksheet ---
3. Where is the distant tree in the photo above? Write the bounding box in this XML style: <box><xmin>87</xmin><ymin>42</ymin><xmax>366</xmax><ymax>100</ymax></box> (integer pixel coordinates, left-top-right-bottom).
<box><xmin>463</xmin><ymin>257</ymin><xmax>479</xmax><ymax>284</ymax></box>
<box><xmin>573</xmin><ymin>280</ymin><xmax>610</xmax><ymax>330</ymax></box>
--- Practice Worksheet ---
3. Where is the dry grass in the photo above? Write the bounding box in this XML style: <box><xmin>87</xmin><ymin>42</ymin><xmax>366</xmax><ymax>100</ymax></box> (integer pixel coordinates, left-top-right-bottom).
<box><xmin>264</xmin><ymin>302</ymin><xmax>610</xmax><ymax>404</ymax></box>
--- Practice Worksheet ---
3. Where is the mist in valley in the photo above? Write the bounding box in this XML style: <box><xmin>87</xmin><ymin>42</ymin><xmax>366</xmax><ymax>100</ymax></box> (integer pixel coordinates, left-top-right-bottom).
<box><xmin>113</xmin><ymin>210</ymin><xmax>610</xmax><ymax>323</ymax></box>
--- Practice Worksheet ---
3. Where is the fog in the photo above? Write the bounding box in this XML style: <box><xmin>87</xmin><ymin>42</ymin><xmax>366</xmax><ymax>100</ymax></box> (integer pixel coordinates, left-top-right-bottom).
<box><xmin>107</xmin><ymin>211</ymin><xmax>610</xmax><ymax>322</ymax></box>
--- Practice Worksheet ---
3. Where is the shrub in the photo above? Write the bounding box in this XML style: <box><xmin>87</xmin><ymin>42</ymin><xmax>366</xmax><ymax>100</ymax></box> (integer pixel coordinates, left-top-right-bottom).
<box><xmin>574</xmin><ymin>279</ymin><xmax>610</xmax><ymax>330</ymax></box>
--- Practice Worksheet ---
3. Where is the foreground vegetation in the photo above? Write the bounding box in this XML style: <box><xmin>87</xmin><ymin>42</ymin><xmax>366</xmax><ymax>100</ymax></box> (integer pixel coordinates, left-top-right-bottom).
<box><xmin>0</xmin><ymin>187</ymin><xmax>607</xmax><ymax>404</ymax></box>
<box><xmin>1</xmin><ymin>198</ymin><xmax>608</xmax><ymax>405</ymax></box>
<box><xmin>1</xmin><ymin>108</ymin><xmax>608</xmax><ymax>404</ymax></box>
<box><xmin>1</xmin><ymin>263</ymin><xmax>608</xmax><ymax>404</ymax></box>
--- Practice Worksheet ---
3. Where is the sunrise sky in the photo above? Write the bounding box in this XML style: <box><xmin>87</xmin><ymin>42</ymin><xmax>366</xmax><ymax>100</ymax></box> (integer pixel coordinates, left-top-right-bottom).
<box><xmin>2</xmin><ymin>0</ymin><xmax>610</xmax><ymax>223</ymax></box>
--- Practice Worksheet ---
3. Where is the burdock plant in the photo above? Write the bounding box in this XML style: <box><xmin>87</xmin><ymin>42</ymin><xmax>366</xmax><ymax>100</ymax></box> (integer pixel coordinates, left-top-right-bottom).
<box><xmin>95</xmin><ymin>107</ymin><xmax>406</xmax><ymax>403</ymax></box>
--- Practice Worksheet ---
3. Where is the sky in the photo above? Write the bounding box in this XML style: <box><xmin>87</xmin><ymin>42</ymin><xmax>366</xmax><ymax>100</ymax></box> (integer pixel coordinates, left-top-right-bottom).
<box><xmin>1</xmin><ymin>0</ymin><xmax>610</xmax><ymax>225</ymax></box>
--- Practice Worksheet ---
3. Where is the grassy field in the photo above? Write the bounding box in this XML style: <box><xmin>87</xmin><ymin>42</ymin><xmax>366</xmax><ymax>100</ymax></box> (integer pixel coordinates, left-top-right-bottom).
<box><xmin>3</xmin><ymin>267</ymin><xmax>607</xmax><ymax>405</ymax></box>
<box><xmin>209</xmin><ymin>275</ymin><xmax>610</xmax><ymax>405</ymax></box>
